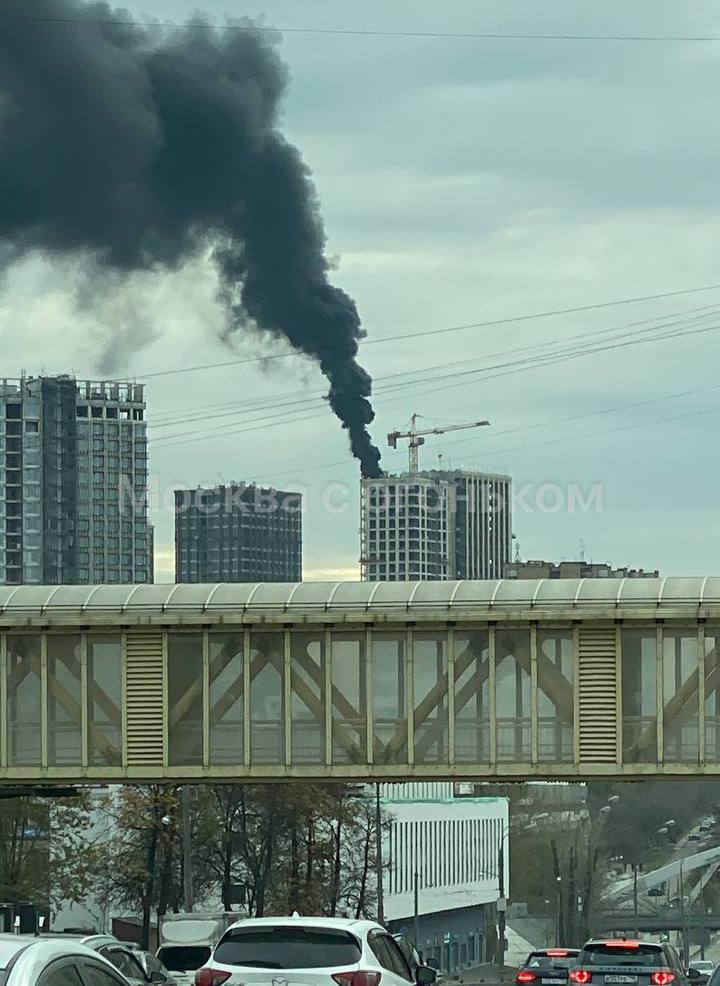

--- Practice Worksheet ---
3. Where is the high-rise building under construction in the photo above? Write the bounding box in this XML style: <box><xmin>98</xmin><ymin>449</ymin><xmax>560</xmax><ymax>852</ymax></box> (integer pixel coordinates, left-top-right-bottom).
<box><xmin>360</xmin><ymin>470</ymin><xmax>512</xmax><ymax>582</ymax></box>
<box><xmin>0</xmin><ymin>374</ymin><xmax>151</xmax><ymax>585</ymax></box>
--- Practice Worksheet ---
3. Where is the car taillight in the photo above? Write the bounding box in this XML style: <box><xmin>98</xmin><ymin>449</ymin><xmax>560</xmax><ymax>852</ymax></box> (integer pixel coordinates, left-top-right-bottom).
<box><xmin>569</xmin><ymin>971</ymin><xmax>591</xmax><ymax>984</ymax></box>
<box><xmin>548</xmin><ymin>952</ymin><xmax>570</xmax><ymax>958</ymax></box>
<box><xmin>517</xmin><ymin>972</ymin><xmax>537</xmax><ymax>983</ymax></box>
<box><xmin>195</xmin><ymin>970</ymin><xmax>231</xmax><ymax>986</ymax></box>
<box><xmin>332</xmin><ymin>973</ymin><xmax>382</xmax><ymax>986</ymax></box>
<box><xmin>651</xmin><ymin>973</ymin><xmax>675</xmax><ymax>986</ymax></box>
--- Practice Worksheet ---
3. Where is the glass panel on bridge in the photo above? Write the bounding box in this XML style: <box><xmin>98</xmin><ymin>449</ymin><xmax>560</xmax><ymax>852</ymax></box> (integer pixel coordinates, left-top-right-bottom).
<box><xmin>413</xmin><ymin>633</ymin><xmax>449</xmax><ymax>764</ymax></box>
<box><xmin>706</xmin><ymin>629</ymin><xmax>720</xmax><ymax>762</ymax></box>
<box><xmin>372</xmin><ymin>633</ymin><xmax>408</xmax><ymax>764</ymax></box>
<box><xmin>495</xmin><ymin>629</ymin><xmax>531</xmax><ymax>762</ymax></box>
<box><xmin>87</xmin><ymin>635</ymin><xmax>122</xmax><ymax>766</ymax></box>
<box><xmin>167</xmin><ymin>634</ymin><xmax>203</xmax><ymax>766</ymax></box>
<box><xmin>7</xmin><ymin>635</ymin><xmax>42</xmax><ymax>765</ymax></box>
<box><xmin>454</xmin><ymin>630</ymin><xmax>490</xmax><ymax>763</ymax></box>
<box><xmin>331</xmin><ymin>633</ymin><xmax>367</xmax><ymax>764</ymax></box>
<box><xmin>537</xmin><ymin>630</ymin><xmax>574</xmax><ymax>763</ymax></box>
<box><xmin>622</xmin><ymin>629</ymin><xmax>658</xmax><ymax>763</ymax></box>
<box><xmin>290</xmin><ymin>632</ymin><xmax>325</xmax><ymax>765</ymax></box>
<box><xmin>250</xmin><ymin>632</ymin><xmax>284</xmax><ymax>764</ymax></box>
<box><xmin>662</xmin><ymin>629</ymin><xmax>700</xmax><ymax>764</ymax></box>
<box><xmin>47</xmin><ymin>634</ymin><xmax>82</xmax><ymax>766</ymax></box>
<box><xmin>208</xmin><ymin>633</ymin><xmax>244</xmax><ymax>765</ymax></box>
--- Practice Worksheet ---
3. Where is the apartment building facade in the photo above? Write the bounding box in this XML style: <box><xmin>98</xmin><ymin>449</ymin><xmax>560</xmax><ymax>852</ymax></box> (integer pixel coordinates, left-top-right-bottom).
<box><xmin>175</xmin><ymin>482</ymin><xmax>302</xmax><ymax>583</ymax></box>
<box><xmin>361</xmin><ymin>470</ymin><xmax>511</xmax><ymax>581</ymax></box>
<box><xmin>0</xmin><ymin>375</ymin><xmax>151</xmax><ymax>584</ymax></box>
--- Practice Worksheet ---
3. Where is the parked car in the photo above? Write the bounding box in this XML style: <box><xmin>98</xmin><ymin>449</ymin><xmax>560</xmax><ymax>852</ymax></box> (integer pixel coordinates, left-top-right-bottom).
<box><xmin>517</xmin><ymin>949</ymin><xmax>581</xmax><ymax>986</ymax></box>
<box><xmin>134</xmin><ymin>950</ymin><xmax>177</xmax><ymax>986</ymax></box>
<box><xmin>42</xmin><ymin>934</ymin><xmax>172</xmax><ymax>985</ymax></box>
<box><xmin>0</xmin><ymin>933</ymin><xmax>132</xmax><ymax>985</ymax></box>
<box><xmin>703</xmin><ymin>963</ymin><xmax>720</xmax><ymax>986</ymax></box>
<box><xmin>568</xmin><ymin>939</ymin><xmax>688</xmax><ymax>986</ymax></box>
<box><xmin>194</xmin><ymin>916</ymin><xmax>439</xmax><ymax>986</ymax></box>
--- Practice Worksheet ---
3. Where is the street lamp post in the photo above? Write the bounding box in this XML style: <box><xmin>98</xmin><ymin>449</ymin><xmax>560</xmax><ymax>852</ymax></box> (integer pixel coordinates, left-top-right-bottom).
<box><xmin>497</xmin><ymin>836</ymin><xmax>507</xmax><ymax>970</ymax></box>
<box><xmin>376</xmin><ymin>784</ymin><xmax>385</xmax><ymax>926</ymax></box>
<box><xmin>544</xmin><ymin>900</ymin><xmax>552</xmax><ymax>947</ymax></box>
<box><xmin>679</xmin><ymin>858</ymin><xmax>689</xmax><ymax>967</ymax></box>
<box><xmin>556</xmin><ymin>877</ymin><xmax>563</xmax><ymax>945</ymax></box>
<box><xmin>631</xmin><ymin>863</ymin><xmax>641</xmax><ymax>940</ymax></box>
<box><xmin>182</xmin><ymin>786</ymin><xmax>194</xmax><ymax>912</ymax></box>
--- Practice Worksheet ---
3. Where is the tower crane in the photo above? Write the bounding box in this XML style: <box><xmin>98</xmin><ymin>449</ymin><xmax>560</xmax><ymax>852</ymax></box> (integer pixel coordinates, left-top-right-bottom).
<box><xmin>387</xmin><ymin>413</ymin><xmax>490</xmax><ymax>474</ymax></box>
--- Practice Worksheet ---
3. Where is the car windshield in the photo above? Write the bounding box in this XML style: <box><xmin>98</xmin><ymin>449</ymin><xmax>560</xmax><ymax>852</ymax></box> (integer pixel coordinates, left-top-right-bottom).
<box><xmin>213</xmin><ymin>926</ymin><xmax>362</xmax><ymax>970</ymax></box>
<box><xmin>584</xmin><ymin>945</ymin><xmax>664</xmax><ymax>967</ymax></box>
<box><xmin>157</xmin><ymin>945</ymin><xmax>212</xmax><ymax>972</ymax></box>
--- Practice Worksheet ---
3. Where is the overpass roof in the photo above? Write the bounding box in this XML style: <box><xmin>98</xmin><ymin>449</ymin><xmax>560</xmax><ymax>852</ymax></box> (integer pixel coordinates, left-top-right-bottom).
<box><xmin>1</xmin><ymin>577</ymin><xmax>720</xmax><ymax>622</ymax></box>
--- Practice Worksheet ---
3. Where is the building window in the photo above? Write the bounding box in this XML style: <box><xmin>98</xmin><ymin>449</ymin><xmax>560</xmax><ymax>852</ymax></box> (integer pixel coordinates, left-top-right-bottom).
<box><xmin>372</xmin><ymin>633</ymin><xmax>407</xmax><ymax>764</ymax></box>
<box><xmin>621</xmin><ymin>629</ymin><xmax>657</xmax><ymax>763</ymax></box>
<box><xmin>88</xmin><ymin>635</ymin><xmax>122</xmax><ymax>766</ymax></box>
<box><xmin>209</xmin><ymin>633</ymin><xmax>244</xmax><ymax>764</ymax></box>
<box><xmin>291</xmin><ymin>633</ymin><xmax>325</xmax><ymax>765</ymax></box>
<box><xmin>47</xmin><ymin>635</ymin><xmax>82</xmax><ymax>766</ymax></box>
<box><xmin>495</xmin><ymin>630</ymin><xmax>531</xmax><ymax>762</ymax></box>
<box><xmin>7</xmin><ymin>635</ymin><xmax>42</xmax><ymax>765</ymax></box>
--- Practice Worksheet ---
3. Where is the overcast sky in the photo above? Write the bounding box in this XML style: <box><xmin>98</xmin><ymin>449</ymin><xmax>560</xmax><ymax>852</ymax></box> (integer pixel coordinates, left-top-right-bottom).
<box><xmin>3</xmin><ymin>0</ymin><xmax>720</xmax><ymax>580</ymax></box>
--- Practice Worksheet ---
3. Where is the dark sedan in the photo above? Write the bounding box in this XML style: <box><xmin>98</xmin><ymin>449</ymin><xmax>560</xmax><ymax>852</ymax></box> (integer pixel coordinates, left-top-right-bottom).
<box><xmin>517</xmin><ymin>949</ymin><xmax>581</xmax><ymax>986</ymax></box>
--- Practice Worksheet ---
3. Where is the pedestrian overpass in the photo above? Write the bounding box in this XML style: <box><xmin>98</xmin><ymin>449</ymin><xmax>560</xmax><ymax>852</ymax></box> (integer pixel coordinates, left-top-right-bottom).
<box><xmin>1</xmin><ymin>577</ymin><xmax>719</xmax><ymax>784</ymax></box>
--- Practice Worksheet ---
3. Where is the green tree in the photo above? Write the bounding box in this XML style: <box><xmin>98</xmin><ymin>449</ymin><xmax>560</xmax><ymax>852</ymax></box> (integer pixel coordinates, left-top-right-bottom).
<box><xmin>98</xmin><ymin>786</ymin><xmax>185</xmax><ymax>948</ymax></box>
<box><xmin>0</xmin><ymin>791</ymin><xmax>100</xmax><ymax>913</ymax></box>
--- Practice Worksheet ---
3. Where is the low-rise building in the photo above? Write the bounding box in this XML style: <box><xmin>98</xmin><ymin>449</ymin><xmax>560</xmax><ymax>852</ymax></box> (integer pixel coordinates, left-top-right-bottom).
<box><xmin>382</xmin><ymin>783</ymin><xmax>509</xmax><ymax>974</ymax></box>
<box><xmin>505</xmin><ymin>560</ymin><xmax>659</xmax><ymax>579</ymax></box>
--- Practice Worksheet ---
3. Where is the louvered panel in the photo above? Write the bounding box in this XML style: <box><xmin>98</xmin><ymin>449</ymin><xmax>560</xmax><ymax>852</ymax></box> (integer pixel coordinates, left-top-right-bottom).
<box><xmin>578</xmin><ymin>627</ymin><xmax>617</xmax><ymax>763</ymax></box>
<box><xmin>125</xmin><ymin>631</ymin><xmax>165</xmax><ymax>766</ymax></box>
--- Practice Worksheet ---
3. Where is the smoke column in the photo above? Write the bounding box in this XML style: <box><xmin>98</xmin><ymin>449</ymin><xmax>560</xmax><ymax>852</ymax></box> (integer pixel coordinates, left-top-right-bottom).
<box><xmin>0</xmin><ymin>1</ymin><xmax>383</xmax><ymax>477</ymax></box>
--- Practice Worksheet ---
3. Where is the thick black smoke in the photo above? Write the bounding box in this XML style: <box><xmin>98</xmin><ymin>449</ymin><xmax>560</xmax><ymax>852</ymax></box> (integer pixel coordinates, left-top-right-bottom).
<box><xmin>0</xmin><ymin>1</ymin><xmax>382</xmax><ymax>477</ymax></box>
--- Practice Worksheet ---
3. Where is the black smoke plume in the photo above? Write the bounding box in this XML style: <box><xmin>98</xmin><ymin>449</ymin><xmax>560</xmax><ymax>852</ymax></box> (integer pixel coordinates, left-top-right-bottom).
<box><xmin>0</xmin><ymin>1</ymin><xmax>383</xmax><ymax>477</ymax></box>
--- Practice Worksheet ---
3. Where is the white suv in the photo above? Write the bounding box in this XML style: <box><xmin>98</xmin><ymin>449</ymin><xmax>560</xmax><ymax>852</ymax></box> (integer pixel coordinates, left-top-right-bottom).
<box><xmin>194</xmin><ymin>917</ymin><xmax>438</xmax><ymax>986</ymax></box>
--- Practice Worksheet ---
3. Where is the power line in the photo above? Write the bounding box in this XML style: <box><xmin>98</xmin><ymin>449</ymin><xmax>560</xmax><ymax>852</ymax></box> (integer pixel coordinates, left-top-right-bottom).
<box><xmin>150</xmin><ymin>303</ymin><xmax>718</xmax><ymax>429</ymax></box>
<box><xmin>148</xmin><ymin>301</ymin><xmax>720</xmax><ymax>424</ymax></box>
<box><xmin>230</xmin><ymin>381</ymin><xmax>720</xmax><ymax>485</ymax></box>
<box><xmin>139</xmin><ymin>282</ymin><xmax>720</xmax><ymax>381</ymax></box>
<box><xmin>4</xmin><ymin>13</ymin><xmax>720</xmax><ymax>43</ymax></box>
<box><xmin>459</xmin><ymin>403</ymin><xmax>720</xmax><ymax>463</ymax></box>
<box><xmin>440</xmin><ymin>381</ymin><xmax>720</xmax><ymax>453</ymax></box>
<box><xmin>151</xmin><ymin>315</ymin><xmax>720</xmax><ymax>448</ymax></box>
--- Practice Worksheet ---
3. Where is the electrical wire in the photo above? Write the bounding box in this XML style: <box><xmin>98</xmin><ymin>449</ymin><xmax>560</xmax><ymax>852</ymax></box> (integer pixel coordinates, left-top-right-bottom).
<box><xmin>148</xmin><ymin>303</ymin><xmax>720</xmax><ymax>432</ymax></box>
<box><xmin>138</xmin><ymin>283</ymin><xmax>720</xmax><ymax>383</ymax></box>
<box><xmin>152</xmin><ymin>316</ymin><xmax>720</xmax><ymax>448</ymax></box>
<box><xmin>226</xmin><ymin>381</ymin><xmax>720</xmax><ymax>485</ymax></box>
<box><xmin>456</xmin><ymin>403</ymin><xmax>720</xmax><ymax>464</ymax></box>
<box><xmin>4</xmin><ymin>13</ymin><xmax>720</xmax><ymax>44</ymax></box>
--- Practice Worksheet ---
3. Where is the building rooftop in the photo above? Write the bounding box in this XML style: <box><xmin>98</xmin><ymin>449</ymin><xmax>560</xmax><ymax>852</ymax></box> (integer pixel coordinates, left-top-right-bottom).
<box><xmin>364</xmin><ymin>468</ymin><xmax>511</xmax><ymax>483</ymax></box>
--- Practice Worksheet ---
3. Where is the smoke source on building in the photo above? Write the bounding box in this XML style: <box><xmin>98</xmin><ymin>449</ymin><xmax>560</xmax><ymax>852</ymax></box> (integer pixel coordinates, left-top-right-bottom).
<box><xmin>0</xmin><ymin>1</ymin><xmax>383</xmax><ymax>478</ymax></box>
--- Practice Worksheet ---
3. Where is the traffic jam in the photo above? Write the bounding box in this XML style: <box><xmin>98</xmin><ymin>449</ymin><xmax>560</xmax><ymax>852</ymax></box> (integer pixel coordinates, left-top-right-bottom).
<box><xmin>1</xmin><ymin>915</ymin><xmax>715</xmax><ymax>986</ymax></box>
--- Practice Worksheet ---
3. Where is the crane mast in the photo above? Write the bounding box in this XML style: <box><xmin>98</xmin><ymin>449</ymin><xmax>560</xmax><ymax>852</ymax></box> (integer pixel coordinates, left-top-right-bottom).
<box><xmin>387</xmin><ymin>413</ymin><xmax>490</xmax><ymax>474</ymax></box>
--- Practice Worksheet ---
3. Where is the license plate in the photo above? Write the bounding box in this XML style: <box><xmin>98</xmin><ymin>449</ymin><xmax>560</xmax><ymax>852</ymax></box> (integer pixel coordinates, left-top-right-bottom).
<box><xmin>604</xmin><ymin>977</ymin><xmax>637</xmax><ymax>983</ymax></box>
<box><xmin>545</xmin><ymin>978</ymin><xmax>566</xmax><ymax>983</ymax></box>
